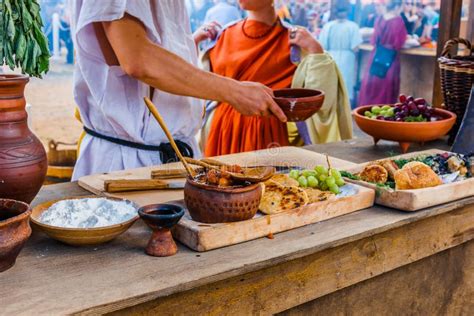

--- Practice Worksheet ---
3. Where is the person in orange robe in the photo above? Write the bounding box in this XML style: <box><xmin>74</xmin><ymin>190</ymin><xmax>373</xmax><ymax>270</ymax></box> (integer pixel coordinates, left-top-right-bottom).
<box><xmin>202</xmin><ymin>0</ymin><xmax>324</xmax><ymax>157</ymax></box>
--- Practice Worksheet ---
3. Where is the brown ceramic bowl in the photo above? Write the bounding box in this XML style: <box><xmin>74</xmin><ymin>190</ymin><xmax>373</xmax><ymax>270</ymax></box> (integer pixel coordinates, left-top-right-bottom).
<box><xmin>353</xmin><ymin>105</ymin><xmax>457</xmax><ymax>153</ymax></box>
<box><xmin>0</xmin><ymin>199</ymin><xmax>32</xmax><ymax>272</ymax></box>
<box><xmin>184</xmin><ymin>179</ymin><xmax>263</xmax><ymax>223</ymax></box>
<box><xmin>273</xmin><ymin>88</ymin><xmax>325</xmax><ymax>122</ymax></box>
<box><xmin>31</xmin><ymin>196</ymin><xmax>139</xmax><ymax>246</ymax></box>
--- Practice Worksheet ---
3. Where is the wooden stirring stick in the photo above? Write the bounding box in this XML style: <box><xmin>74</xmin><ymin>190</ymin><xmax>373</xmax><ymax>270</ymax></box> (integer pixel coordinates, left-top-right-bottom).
<box><xmin>144</xmin><ymin>97</ymin><xmax>195</xmax><ymax>178</ymax></box>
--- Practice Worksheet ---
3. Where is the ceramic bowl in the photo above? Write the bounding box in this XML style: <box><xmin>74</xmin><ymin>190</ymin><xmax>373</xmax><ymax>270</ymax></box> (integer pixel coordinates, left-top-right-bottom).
<box><xmin>30</xmin><ymin>196</ymin><xmax>139</xmax><ymax>246</ymax></box>
<box><xmin>0</xmin><ymin>199</ymin><xmax>32</xmax><ymax>272</ymax></box>
<box><xmin>273</xmin><ymin>88</ymin><xmax>325</xmax><ymax>122</ymax></box>
<box><xmin>184</xmin><ymin>179</ymin><xmax>262</xmax><ymax>223</ymax></box>
<box><xmin>353</xmin><ymin>106</ymin><xmax>457</xmax><ymax>153</ymax></box>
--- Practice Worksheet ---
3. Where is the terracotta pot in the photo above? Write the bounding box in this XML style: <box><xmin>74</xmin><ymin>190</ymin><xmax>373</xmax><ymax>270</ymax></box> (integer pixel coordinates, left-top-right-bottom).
<box><xmin>0</xmin><ymin>75</ymin><xmax>47</xmax><ymax>203</ymax></box>
<box><xmin>273</xmin><ymin>88</ymin><xmax>325</xmax><ymax>122</ymax></box>
<box><xmin>0</xmin><ymin>199</ymin><xmax>32</xmax><ymax>272</ymax></box>
<box><xmin>353</xmin><ymin>105</ymin><xmax>457</xmax><ymax>153</ymax></box>
<box><xmin>184</xmin><ymin>179</ymin><xmax>262</xmax><ymax>223</ymax></box>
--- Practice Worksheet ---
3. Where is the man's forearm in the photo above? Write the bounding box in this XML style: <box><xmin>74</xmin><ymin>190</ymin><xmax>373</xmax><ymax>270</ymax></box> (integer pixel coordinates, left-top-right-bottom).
<box><xmin>136</xmin><ymin>41</ymin><xmax>236</xmax><ymax>104</ymax></box>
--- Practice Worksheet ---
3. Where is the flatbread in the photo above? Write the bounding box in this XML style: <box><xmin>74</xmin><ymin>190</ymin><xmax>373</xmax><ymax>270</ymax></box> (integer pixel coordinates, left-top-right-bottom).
<box><xmin>269</xmin><ymin>174</ymin><xmax>299</xmax><ymax>187</ymax></box>
<box><xmin>259</xmin><ymin>181</ymin><xmax>309</xmax><ymax>215</ymax></box>
<box><xmin>303</xmin><ymin>188</ymin><xmax>335</xmax><ymax>204</ymax></box>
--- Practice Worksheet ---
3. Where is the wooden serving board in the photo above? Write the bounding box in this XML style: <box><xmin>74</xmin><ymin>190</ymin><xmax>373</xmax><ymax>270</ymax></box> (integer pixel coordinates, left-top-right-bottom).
<box><xmin>78</xmin><ymin>147</ymin><xmax>375</xmax><ymax>251</ymax></box>
<box><xmin>344</xmin><ymin>149</ymin><xmax>474</xmax><ymax>211</ymax></box>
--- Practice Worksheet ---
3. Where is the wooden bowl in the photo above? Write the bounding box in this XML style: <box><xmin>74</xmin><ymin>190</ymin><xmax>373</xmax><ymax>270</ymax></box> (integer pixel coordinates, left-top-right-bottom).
<box><xmin>184</xmin><ymin>179</ymin><xmax>262</xmax><ymax>223</ymax></box>
<box><xmin>273</xmin><ymin>88</ymin><xmax>325</xmax><ymax>122</ymax></box>
<box><xmin>0</xmin><ymin>199</ymin><xmax>31</xmax><ymax>272</ymax></box>
<box><xmin>31</xmin><ymin>196</ymin><xmax>139</xmax><ymax>246</ymax></box>
<box><xmin>353</xmin><ymin>106</ymin><xmax>457</xmax><ymax>153</ymax></box>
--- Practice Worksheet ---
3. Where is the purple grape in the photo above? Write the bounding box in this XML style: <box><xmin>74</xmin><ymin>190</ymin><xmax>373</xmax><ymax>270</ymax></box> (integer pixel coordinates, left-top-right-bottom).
<box><xmin>414</xmin><ymin>98</ymin><xmax>426</xmax><ymax>105</ymax></box>
<box><xmin>418</xmin><ymin>104</ymin><xmax>427</xmax><ymax>112</ymax></box>
<box><xmin>408</xmin><ymin>102</ymin><xmax>417</xmax><ymax>112</ymax></box>
<box><xmin>401</xmin><ymin>105</ymin><xmax>409</xmax><ymax>112</ymax></box>
<box><xmin>411</xmin><ymin>108</ymin><xmax>420</xmax><ymax>116</ymax></box>
<box><xmin>395</xmin><ymin>102</ymin><xmax>403</xmax><ymax>108</ymax></box>
<box><xmin>385</xmin><ymin>117</ymin><xmax>395</xmax><ymax>121</ymax></box>
<box><xmin>395</xmin><ymin>117</ymin><xmax>403</xmax><ymax>122</ymax></box>
<box><xmin>399</xmin><ymin>94</ymin><xmax>407</xmax><ymax>103</ymax></box>
<box><xmin>394</xmin><ymin>107</ymin><xmax>401</xmax><ymax>113</ymax></box>
<box><xmin>407</xmin><ymin>96</ymin><xmax>414</xmax><ymax>102</ymax></box>
<box><xmin>376</xmin><ymin>115</ymin><xmax>385</xmax><ymax>120</ymax></box>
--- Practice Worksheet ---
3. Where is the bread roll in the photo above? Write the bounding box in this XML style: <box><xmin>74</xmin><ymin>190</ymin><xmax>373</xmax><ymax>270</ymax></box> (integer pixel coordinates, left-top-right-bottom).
<box><xmin>394</xmin><ymin>161</ymin><xmax>442</xmax><ymax>190</ymax></box>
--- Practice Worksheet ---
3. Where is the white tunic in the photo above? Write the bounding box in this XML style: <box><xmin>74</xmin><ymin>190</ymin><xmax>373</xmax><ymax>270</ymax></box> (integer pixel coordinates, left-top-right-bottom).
<box><xmin>70</xmin><ymin>0</ymin><xmax>203</xmax><ymax>180</ymax></box>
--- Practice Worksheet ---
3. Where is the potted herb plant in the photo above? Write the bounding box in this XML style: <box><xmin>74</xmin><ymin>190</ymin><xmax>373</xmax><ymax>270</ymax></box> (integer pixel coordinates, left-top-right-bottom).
<box><xmin>0</xmin><ymin>0</ymin><xmax>50</xmax><ymax>203</ymax></box>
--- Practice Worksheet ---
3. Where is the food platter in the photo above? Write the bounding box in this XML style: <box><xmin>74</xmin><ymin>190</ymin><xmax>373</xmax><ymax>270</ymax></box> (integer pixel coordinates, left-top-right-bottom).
<box><xmin>342</xmin><ymin>149</ymin><xmax>474</xmax><ymax>211</ymax></box>
<box><xmin>173</xmin><ymin>180</ymin><xmax>374</xmax><ymax>251</ymax></box>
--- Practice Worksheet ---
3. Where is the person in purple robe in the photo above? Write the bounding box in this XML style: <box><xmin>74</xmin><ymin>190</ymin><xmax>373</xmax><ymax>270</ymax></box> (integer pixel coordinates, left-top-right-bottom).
<box><xmin>358</xmin><ymin>0</ymin><xmax>407</xmax><ymax>106</ymax></box>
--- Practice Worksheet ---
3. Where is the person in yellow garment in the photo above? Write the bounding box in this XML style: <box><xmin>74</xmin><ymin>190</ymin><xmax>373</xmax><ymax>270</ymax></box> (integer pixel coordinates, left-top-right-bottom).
<box><xmin>69</xmin><ymin>0</ymin><xmax>286</xmax><ymax>180</ymax></box>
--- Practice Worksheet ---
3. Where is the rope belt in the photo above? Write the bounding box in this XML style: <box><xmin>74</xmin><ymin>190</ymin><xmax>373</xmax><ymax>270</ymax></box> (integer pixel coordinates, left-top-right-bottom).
<box><xmin>83</xmin><ymin>126</ymin><xmax>194</xmax><ymax>164</ymax></box>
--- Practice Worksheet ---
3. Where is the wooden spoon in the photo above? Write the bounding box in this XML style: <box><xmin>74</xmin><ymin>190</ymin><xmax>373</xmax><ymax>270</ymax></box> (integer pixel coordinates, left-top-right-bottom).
<box><xmin>144</xmin><ymin>97</ymin><xmax>195</xmax><ymax>177</ymax></box>
<box><xmin>185</xmin><ymin>157</ymin><xmax>275</xmax><ymax>183</ymax></box>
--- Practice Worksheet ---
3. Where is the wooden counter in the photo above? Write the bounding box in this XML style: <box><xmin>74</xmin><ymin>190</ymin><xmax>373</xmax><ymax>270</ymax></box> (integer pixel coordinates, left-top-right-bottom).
<box><xmin>2</xmin><ymin>136</ymin><xmax>474</xmax><ymax>315</ymax></box>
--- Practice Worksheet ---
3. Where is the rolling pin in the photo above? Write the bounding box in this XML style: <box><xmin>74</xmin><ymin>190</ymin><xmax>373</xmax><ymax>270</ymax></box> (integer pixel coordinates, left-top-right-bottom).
<box><xmin>104</xmin><ymin>179</ymin><xmax>184</xmax><ymax>193</ymax></box>
<box><xmin>150</xmin><ymin>169</ymin><xmax>188</xmax><ymax>179</ymax></box>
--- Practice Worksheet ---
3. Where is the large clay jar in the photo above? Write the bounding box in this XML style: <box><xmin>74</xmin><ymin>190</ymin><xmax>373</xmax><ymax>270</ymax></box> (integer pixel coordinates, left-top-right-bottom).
<box><xmin>0</xmin><ymin>75</ymin><xmax>47</xmax><ymax>203</ymax></box>
<box><xmin>0</xmin><ymin>199</ymin><xmax>32</xmax><ymax>272</ymax></box>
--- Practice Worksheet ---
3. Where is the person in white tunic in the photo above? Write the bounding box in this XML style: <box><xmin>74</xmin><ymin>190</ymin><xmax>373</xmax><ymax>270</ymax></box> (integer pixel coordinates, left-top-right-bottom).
<box><xmin>70</xmin><ymin>0</ymin><xmax>286</xmax><ymax>180</ymax></box>
<box><xmin>319</xmin><ymin>6</ymin><xmax>362</xmax><ymax>105</ymax></box>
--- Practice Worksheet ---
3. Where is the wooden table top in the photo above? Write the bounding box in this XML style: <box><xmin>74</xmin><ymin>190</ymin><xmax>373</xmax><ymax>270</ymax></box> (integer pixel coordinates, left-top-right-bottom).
<box><xmin>3</xmin><ymin>136</ymin><xmax>466</xmax><ymax>315</ymax></box>
<box><xmin>359</xmin><ymin>43</ymin><xmax>437</xmax><ymax>57</ymax></box>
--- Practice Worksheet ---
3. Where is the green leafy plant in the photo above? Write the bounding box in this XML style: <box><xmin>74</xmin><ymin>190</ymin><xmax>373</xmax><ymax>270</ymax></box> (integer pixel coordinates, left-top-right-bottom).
<box><xmin>0</xmin><ymin>0</ymin><xmax>50</xmax><ymax>77</ymax></box>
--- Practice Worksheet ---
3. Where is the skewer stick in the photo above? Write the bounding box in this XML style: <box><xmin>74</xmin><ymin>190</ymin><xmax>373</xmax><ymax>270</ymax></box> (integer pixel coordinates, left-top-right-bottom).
<box><xmin>144</xmin><ymin>97</ymin><xmax>195</xmax><ymax>177</ymax></box>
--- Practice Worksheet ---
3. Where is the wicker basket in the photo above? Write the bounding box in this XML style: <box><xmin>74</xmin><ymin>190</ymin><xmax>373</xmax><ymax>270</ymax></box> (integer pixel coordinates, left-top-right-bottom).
<box><xmin>438</xmin><ymin>38</ymin><xmax>474</xmax><ymax>143</ymax></box>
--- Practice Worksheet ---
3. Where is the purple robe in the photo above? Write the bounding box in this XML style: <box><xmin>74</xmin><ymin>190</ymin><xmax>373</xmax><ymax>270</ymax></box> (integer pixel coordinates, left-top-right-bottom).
<box><xmin>359</xmin><ymin>16</ymin><xmax>407</xmax><ymax>106</ymax></box>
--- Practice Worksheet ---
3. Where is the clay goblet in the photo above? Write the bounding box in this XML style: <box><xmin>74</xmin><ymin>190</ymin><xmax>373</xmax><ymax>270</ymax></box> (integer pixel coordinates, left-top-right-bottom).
<box><xmin>138</xmin><ymin>204</ymin><xmax>184</xmax><ymax>257</ymax></box>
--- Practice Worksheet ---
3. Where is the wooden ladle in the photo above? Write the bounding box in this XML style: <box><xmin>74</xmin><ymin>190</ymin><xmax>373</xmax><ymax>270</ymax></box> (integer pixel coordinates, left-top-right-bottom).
<box><xmin>185</xmin><ymin>157</ymin><xmax>275</xmax><ymax>183</ymax></box>
<box><xmin>144</xmin><ymin>97</ymin><xmax>195</xmax><ymax>178</ymax></box>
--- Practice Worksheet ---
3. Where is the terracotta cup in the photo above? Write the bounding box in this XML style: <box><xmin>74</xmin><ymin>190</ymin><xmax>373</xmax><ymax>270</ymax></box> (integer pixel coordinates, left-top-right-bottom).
<box><xmin>0</xmin><ymin>199</ymin><xmax>32</xmax><ymax>272</ymax></box>
<box><xmin>0</xmin><ymin>75</ymin><xmax>47</xmax><ymax>203</ymax></box>
<box><xmin>138</xmin><ymin>204</ymin><xmax>184</xmax><ymax>257</ymax></box>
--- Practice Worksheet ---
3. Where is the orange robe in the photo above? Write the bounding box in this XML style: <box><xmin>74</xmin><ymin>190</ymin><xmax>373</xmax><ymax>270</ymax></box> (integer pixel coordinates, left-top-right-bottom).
<box><xmin>204</xmin><ymin>19</ymin><xmax>297</xmax><ymax>157</ymax></box>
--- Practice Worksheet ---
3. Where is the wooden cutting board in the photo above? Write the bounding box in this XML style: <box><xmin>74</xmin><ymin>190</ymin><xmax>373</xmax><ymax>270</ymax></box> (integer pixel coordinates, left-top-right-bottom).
<box><xmin>78</xmin><ymin>146</ymin><xmax>374</xmax><ymax>251</ymax></box>
<box><xmin>344</xmin><ymin>149</ymin><xmax>474</xmax><ymax>211</ymax></box>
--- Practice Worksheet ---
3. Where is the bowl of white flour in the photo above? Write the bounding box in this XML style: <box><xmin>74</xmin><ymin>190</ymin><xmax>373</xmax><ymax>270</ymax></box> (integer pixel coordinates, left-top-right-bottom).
<box><xmin>31</xmin><ymin>196</ymin><xmax>139</xmax><ymax>246</ymax></box>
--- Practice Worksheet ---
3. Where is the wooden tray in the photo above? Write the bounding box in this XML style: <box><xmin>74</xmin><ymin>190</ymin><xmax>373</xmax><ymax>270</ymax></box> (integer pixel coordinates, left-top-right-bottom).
<box><xmin>78</xmin><ymin>147</ymin><xmax>375</xmax><ymax>251</ymax></box>
<box><xmin>172</xmin><ymin>183</ymin><xmax>374</xmax><ymax>251</ymax></box>
<box><xmin>343</xmin><ymin>149</ymin><xmax>474</xmax><ymax>211</ymax></box>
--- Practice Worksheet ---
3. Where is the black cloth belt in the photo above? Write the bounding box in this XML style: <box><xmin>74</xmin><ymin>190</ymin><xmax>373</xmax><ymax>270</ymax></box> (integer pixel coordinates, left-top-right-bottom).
<box><xmin>83</xmin><ymin>126</ymin><xmax>194</xmax><ymax>164</ymax></box>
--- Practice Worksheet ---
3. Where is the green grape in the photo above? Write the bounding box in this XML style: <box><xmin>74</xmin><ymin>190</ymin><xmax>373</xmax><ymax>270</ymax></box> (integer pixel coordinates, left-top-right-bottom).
<box><xmin>320</xmin><ymin>182</ymin><xmax>329</xmax><ymax>191</ymax></box>
<box><xmin>318</xmin><ymin>174</ymin><xmax>327</xmax><ymax>182</ymax></box>
<box><xmin>307</xmin><ymin>175</ymin><xmax>318</xmax><ymax>188</ymax></box>
<box><xmin>329</xmin><ymin>169</ymin><xmax>342</xmax><ymax>179</ymax></box>
<box><xmin>329</xmin><ymin>184</ymin><xmax>340</xmax><ymax>194</ymax></box>
<box><xmin>336</xmin><ymin>178</ymin><xmax>345</xmax><ymax>186</ymax></box>
<box><xmin>364</xmin><ymin>111</ymin><xmax>372</xmax><ymax>117</ymax></box>
<box><xmin>314</xmin><ymin>165</ymin><xmax>328</xmax><ymax>175</ymax></box>
<box><xmin>325</xmin><ymin>176</ymin><xmax>336</xmax><ymax>187</ymax></box>
<box><xmin>298</xmin><ymin>176</ymin><xmax>308</xmax><ymax>188</ymax></box>
<box><xmin>371</xmin><ymin>106</ymin><xmax>381</xmax><ymax>114</ymax></box>
<box><xmin>386</xmin><ymin>108</ymin><xmax>395</xmax><ymax>117</ymax></box>
<box><xmin>289</xmin><ymin>169</ymin><xmax>300</xmax><ymax>180</ymax></box>
<box><xmin>302</xmin><ymin>170</ymin><xmax>316</xmax><ymax>177</ymax></box>
<box><xmin>382</xmin><ymin>105</ymin><xmax>392</xmax><ymax>110</ymax></box>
